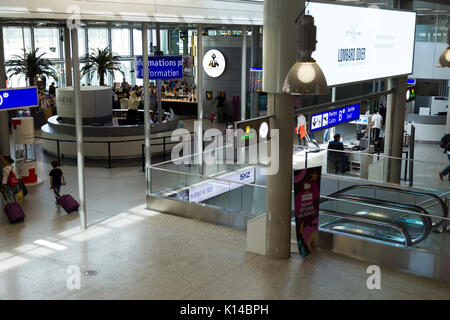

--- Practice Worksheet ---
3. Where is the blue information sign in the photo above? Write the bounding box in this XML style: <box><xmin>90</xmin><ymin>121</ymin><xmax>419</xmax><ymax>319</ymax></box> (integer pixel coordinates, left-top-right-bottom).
<box><xmin>0</xmin><ymin>87</ymin><xmax>38</xmax><ymax>111</ymax></box>
<box><xmin>135</xmin><ymin>56</ymin><xmax>183</xmax><ymax>80</ymax></box>
<box><xmin>310</xmin><ymin>103</ymin><xmax>360</xmax><ymax>132</ymax></box>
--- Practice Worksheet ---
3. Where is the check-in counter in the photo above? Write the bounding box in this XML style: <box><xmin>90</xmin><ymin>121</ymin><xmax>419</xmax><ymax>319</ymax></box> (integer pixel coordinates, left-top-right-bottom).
<box><xmin>405</xmin><ymin>114</ymin><xmax>446</xmax><ymax>142</ymax></box>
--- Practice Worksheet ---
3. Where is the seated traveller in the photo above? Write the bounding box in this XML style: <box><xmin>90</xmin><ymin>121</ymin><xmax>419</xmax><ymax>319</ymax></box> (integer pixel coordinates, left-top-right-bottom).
<box><xmin>327</xmin><ymin>134</ymin><xmax>349</xmax><ymax>174</ymax></box>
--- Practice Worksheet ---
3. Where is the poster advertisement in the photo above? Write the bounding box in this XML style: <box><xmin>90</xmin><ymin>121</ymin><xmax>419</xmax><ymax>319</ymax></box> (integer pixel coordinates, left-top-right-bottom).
<box><xmin>294</xmin><ymin>166</ymin><xmax>322</xmax><ymax>258</ymax></box>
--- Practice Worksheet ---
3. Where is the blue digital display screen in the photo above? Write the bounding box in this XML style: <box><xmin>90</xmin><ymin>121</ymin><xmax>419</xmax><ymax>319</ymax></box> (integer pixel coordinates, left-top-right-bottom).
<box><xmin>310</xmin><ymin>103</ymin><xmax>360</xmax><ymax>132</ymax></box>
<box><xmin>0</xmin><ymin>87</ymin><xmax>38</xmax><ymax>111</ymax></box>
<box><xmin>135</xmin><ymin>56</ymin><xmax>183</xmax><ymax>80</ymax></box>
<box><xmin>407</xmin><ymin>78</ymin><xmax>416</xmax><ymax>85</ymax></box>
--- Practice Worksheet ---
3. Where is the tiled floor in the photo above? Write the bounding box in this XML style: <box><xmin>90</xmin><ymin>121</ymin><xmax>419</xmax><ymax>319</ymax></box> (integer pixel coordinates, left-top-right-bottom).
<box><xmin>0</xmin><ymin>121</ymin><xmax>449</xmax><ymax>300</ymax></box>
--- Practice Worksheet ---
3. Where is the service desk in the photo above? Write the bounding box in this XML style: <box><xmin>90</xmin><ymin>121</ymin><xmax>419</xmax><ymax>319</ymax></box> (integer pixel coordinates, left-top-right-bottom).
<box><xmin>161</xmin><ymin>99</ymin><xmax>197</xmax><ymax>117</ymax></box>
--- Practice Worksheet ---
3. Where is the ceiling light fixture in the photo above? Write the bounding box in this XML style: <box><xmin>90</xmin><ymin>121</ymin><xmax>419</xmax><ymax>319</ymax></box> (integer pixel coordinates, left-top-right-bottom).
<box><xmin>437</xmin><ymin>27</ymin><xmax>450</xmax><ymax>68</ymax></box>
<box><xmin>282</xmin><ymin>13</ymin><xmax>328</xmax><ymax>95</ymax></box>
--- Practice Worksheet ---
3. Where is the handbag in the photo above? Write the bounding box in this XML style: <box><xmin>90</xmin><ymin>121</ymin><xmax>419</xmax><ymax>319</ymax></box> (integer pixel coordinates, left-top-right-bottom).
<box><xmin>7</xmin><ymin>169</ymin><xmax>19</xmax><ymax>187</ymax></box>
<box><xmin>18</xmin><ymin>179</ymin><xmax>28</xmax><ymax>197</ymax></box>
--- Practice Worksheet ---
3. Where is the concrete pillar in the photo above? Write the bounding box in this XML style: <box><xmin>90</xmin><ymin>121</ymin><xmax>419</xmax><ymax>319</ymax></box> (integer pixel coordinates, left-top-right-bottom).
<box><xmin>384</xmin><ymin>76</ymin><xmax>407</xmax><ymax>184</ymax></box>
<box><xmin>241</xmin><ymin>26</ymin><xmax>247</xmax><ymax>121</ymax></box>
<box><xmin>445</xmin><ymin>81</ymin><xmax>450</xmax><ymax>134</ymax></box>
<box><xmin>263</xmin><ymin>0</ymin><xmax>301</xmax><ymax>259</ymax></box>
<box><xmin>142</xmin><ymin>23</ymin><xmax>151</xmax><ymax>195</ymax></box>
<box><xmin>71</xmin><ymin>28</ymin><xmax>87</xmax><ymax>230</ymax></box>
<box><xmin>250</xmin><ymin>26</ymin><xmax>261</xmax><ymax>119</ymax></box>
<box><xmin>0</xmin><ymin>27</ymin><xmax>10</xmax><ymax>156</ymax></box>
<box><xmin>64</xmin><ymin>27</ymin><xmax>72</xmax><ymax>86</ymax></box>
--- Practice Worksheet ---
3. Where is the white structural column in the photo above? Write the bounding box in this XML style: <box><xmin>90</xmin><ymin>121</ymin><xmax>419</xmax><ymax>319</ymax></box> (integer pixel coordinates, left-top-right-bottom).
<box><xmin>250</xmin><ymin>26</ymin><xmax>261</xmax><ymax>119</ymax></box>
<box><xmin>0</xmin><ymin>27</ymin><xmax>10</xmax><ymax>156</ymax></box>
<box><xmin>156</xmin><ymin>23</ymin><xmax>163</xmax><ymax>124</ymax></box>
<box><xmin>64</xmin><ymin>27</ymin><xmax>72</xmax><ymax>86</ymax></box>
<box><xmin>446</xmin><ymin>81</ymin><xmax>450</xmax><ymax>134</ymax></box>
<box><xmin>142</xmin><ymin>23</ymin><xmax>151</xmax><ymax>195</ymax></box>
<box><xmin>263</xmin><ymin>0</ymin><xmax>301</xmax><ymax>259</ymax></box>
<box><xmin>71</xmin><ymin>28</ymin><xmax>87</xmax><ymax>230</ymax></box>
<box><xmin>241</xmin><ymin>25</ymin><xmax>247</xmax><ymax>121</ymax></box>
<box><xmin>329</xmin><ymin>87</ymin><xmax>337</xmax><ymax>141</ymax></box>
<box><xmin>384</xmin><ymin>76</ymin><xmax>408</xmax><ymax>184</ymax></box>
<box><xmin>196</xmin><ymin>24</ymin><xmax>204</xmax><ymax>169</ymax></box>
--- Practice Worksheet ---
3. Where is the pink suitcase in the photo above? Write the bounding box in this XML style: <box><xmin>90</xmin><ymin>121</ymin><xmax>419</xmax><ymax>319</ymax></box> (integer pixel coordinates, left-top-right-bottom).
<box><xmin>1</xmin><ymin>194</ymin><xmax>25</xmax><ymax>224</ymax></box>
<box><xmin>55</xmin><ymin>190</ymin><xmax>79</xmax><ymax>214</ymax></box>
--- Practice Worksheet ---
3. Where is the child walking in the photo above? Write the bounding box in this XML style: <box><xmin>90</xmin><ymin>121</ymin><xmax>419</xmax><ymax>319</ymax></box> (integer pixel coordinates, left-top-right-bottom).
<box><xmin>49</xmin><ymin>161</ymin><xmax>66</xmax><ymax>207</ymax></box>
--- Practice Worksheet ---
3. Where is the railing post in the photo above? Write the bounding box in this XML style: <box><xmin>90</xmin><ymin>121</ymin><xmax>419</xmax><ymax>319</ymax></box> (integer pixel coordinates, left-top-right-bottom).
<box><xmin>56</xmin><ymin>139</ymin><xmax>61</xmax><ymax>166</ymax></box>
<box><xmin>142</xmin><ymin>144</ymin><xmax>145</xmax><ymax>172</ymax></box>
<box><xmin>107</xmin><ymin>141</ymin><xmax>112</xmax><ymax>169</ymax></box>
<box><xmin>305</xmin><ymin>150</ymin><xmax>308</xmax><ymax>168</ymax></box>
<box><xmin>163</xmin><ymin>136</ymin><xmax>166</xmax><ymax>162</ymax></box>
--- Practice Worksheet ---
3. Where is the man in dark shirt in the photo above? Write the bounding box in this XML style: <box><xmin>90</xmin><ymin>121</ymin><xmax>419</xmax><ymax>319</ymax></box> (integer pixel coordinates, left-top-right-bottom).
<box><xmin>49</xmin><ymin>82</ymin><xmax>56</xmax><ymax>96</ymax></box>
<box><xmin>49</xmin><ymin>160</ymin><xmax>66</xmax><ymax>207</ymax></box>
<box><xmin>327</xmin><ymin>134</ymin><xmax>348</xmax><ymax>173</ymax></box>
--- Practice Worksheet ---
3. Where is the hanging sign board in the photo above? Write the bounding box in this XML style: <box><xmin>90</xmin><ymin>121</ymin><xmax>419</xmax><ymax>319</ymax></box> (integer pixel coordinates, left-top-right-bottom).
<box><xmin>203</xmin><ymin>49</ymin><xmax>226</xmax><ymax>78</ymax></box>
<box><xmin>135</xmin><ymin>56</ymin><xmax>183</xmax><ymax>80</ymax></box>
<box><xmin>310</xmin><ymin>103</ymin><xmax>361</xmax><ymax>132</ymax></box>
<box><xmin>307</xmin><ymin>2</ymin><xmax>416</xmax><ymax>86</ymax></box>
<box><xmin>0</xmin><ymin>87</ymin><xmax>38</xmax><ymax>111</ymax></box>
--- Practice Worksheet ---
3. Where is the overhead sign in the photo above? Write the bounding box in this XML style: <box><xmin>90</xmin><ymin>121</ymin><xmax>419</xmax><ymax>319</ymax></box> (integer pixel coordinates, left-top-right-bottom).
<box><xmin>307</xmin><ymin>2</ymin><xmax>416</xmax><ymax>86</ymax></box>
<box><xmin>0</xmin><ymin>87</ymin><xmax>38</xmax><ymax>111</ymax></box>
<box><xmin>203</xmin><ymin>49</ymin><xmax>226</xmax><ymax>78</ymax></box>
<box><xmin>135</xmin><ymin>55</ymin><xmax>183</xmax><ymax>80</ymax></box>
<box><xmin>310</xmin><ymin>103</ymin><xmax>360</xmax><ymax>132</ymax></box>
<box><xmin>189</xmin><ymin>167</ymin><xmax>255</xmax><ymax>203</ymax></box>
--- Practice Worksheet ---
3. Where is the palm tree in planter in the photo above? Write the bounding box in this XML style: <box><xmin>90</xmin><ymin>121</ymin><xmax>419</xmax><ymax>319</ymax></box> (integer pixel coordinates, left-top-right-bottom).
<box><xmin>80</xmin><ymin>47</ymin><xmax>123</xmax><ymax>86</ymax></box>
<box><xmin>5</xmin><ymin>48</ymin><xmax>57</xmax><ymax>86</ymax></box>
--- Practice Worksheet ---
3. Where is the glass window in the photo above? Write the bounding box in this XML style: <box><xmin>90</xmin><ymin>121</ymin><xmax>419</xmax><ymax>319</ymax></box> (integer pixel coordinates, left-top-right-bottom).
<box><xmin>78</xmin><ymin>28</ymin><xmax>86</xmax><ymax>58</ymax></box>
<box><xmin>34</xmin><ymin>28</ymin><xmax>61</xmax><ymax>59</ymax></box>
<box><xmin>114</xmin><ymin>60</ymin><xmax>133</xmax><ymax>85</ymax></box>
<box><xmin>87</xmin><ymin>28</ymin><xmax>108</xmax><ymax>52</ymax></box>
<box><xmin>133</xmin><ymin>29</ymin><xmax>142</xmax><ymax>56</ymax></box>
<box><xmin>112</xmin><ymin>28</ymin><xmax>130</xmax><ymax>56</ymax></box>
<box><xmin>3</xmin><ymin>27</ymin><xmax>32</xmax><ymax>60</ymax></box>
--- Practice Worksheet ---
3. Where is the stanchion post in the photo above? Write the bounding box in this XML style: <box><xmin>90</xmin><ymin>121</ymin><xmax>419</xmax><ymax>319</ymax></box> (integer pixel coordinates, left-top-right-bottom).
<box><xmin>107</xmin><ymin>141</ymin><xmax>112</xmax><ymax>169</ymax></box>
<box><xmin>57</xmin><ymin>139</ymin><xmax>61</xmax><ymax>166</ymax></box>
<box><xmin>163</xmin><ymin>136</ymin><xmax>166</xmax><ymax>162</ymax></box>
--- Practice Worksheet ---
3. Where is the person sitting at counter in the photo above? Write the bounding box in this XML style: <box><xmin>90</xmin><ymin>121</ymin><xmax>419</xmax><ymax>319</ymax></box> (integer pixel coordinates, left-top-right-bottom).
<box><xmin>327</xmin><ymin>134</ymin><xmax>349</xmax><ymax>174</ymax></box>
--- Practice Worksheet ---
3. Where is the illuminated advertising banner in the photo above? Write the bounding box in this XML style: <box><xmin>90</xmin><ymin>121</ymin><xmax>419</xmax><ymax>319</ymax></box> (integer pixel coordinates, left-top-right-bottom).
<box><xmin>135</xmin><ymin>56</ymin><xmax>183</xmax><ymax>79</ymax></box>
<box><xmin>0</xmin><ymin>87</ymin><xmax>38</xmax><ymax>111</ymax></box>
<box><xmin>310</xmin><ymin>103</ymin><xmax>360</xmax><ymax>132</ymax></box>
<box><xmin>189</xmin><ymin>167</ymin><xmax>255</xmax><ymax>203</ymax></box>
<box><xmin>308</xmin><ymin>2</ymin><xmax>416</xmax><ymax>86</ymax></box>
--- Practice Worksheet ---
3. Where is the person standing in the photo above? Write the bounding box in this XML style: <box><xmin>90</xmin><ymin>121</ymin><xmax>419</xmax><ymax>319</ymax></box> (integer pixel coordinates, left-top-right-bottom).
<box><xmin>49</xmin><ymin>82</ymin><xmax>56</xmax><ymax>96</ymax></box>
<box><xmin>216</xmin><ymin>95</ymin><xmax>225</xmax><ymax>123</ymax></box>
<box><xmin>49</xmin><ymin>160</ymin><xmax>66</xmax><ymax>207</ymax></box>
<box><xmin>371</xmin><ymin>111</ymin><xmax>382</xmax><ymax>140</ymax></box>
<box><xmin>0</xmin><ymin>155</ymin><xmax>20</xmax><ymax>203</ymax></box>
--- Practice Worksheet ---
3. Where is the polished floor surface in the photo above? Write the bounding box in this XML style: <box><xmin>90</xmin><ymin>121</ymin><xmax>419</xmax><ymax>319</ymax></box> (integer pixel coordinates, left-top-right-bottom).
<box><xmin>0</xmin><ymin>121</ymin><xmax>450</xmax><ymax>300</ymax></box>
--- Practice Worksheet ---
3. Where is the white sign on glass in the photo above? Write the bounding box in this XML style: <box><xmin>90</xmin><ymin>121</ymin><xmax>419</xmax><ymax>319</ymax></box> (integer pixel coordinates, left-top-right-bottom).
<box><xmin>307</xmin><ymin>2</ymin><xmax>416</xmax><ymax>86</ymax></box>
<box><xmin>203</xmin><ymin>49</ymin><xmax>226</xmax><ymax>78</ymax></box>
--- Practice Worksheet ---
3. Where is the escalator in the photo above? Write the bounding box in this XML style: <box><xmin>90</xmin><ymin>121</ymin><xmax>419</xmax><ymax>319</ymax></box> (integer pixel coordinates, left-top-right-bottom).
<box><xmin>318</xmin><ymin>184</ymin><xmax>448</xmax><ymax>248</ymax></box>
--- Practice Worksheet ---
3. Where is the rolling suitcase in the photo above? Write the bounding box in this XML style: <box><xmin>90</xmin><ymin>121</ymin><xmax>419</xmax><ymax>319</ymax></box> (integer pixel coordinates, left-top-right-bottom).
<box><xmin>54</xmin><ymin>190</ymin><xmax>79</xmax><ymax>214</ymax></box>
<box><xmin>1</xmin><ymin>193</ymin><xmax>25</xmax><ymax>224</ymax></box>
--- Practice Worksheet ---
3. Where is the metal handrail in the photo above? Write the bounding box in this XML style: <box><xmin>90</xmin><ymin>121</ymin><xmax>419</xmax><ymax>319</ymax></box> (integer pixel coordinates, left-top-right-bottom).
<box><xmin>329</xmin><ymin>184</ymin><xmax>448</xmax><ymax>230</ymax></box>
<box><xmin>322</xmin><ymin>194</ymin><xmax>432</xmax><ymax>245</ymax></box>
<box><xmin>319</xmin><ymin>209</ymin><xmax>412</xmax><ymax>247</ymax></box>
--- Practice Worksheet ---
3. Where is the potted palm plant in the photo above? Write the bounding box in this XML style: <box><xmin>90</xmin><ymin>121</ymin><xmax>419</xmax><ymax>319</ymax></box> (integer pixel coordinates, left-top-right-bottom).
<box><xmin>5</xmin><ymin>48</ymin><xmax>57</xmax><ymax>86</ymax></box>
<box><xmin>80</xmin><ymin>47</ymin><xmax>123</xmax><ymax>86</ymax></box>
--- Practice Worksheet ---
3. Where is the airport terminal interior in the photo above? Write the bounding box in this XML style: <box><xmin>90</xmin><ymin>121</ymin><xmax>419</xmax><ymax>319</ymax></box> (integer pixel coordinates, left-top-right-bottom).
<box><xmin>0</xmin><ymin>0</ymin><xmax>450</xmax><ymax>300</ymax></box>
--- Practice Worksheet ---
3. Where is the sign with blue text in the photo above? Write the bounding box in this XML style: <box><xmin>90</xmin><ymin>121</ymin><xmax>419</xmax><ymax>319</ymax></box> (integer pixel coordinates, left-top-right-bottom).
<box><xmin>135</xmin><ymin>56</ymin><xmax>183</xmax><ymax>80</ymax></box>
<box><xmin>0</xmin><ymin>87</ymin><xmax>38</xmax><ymax>111</ymax></box>
<box><xmin>310</xmin><ymin>103</ymin><xmax>360</xmax><ymax>132</ymax></box>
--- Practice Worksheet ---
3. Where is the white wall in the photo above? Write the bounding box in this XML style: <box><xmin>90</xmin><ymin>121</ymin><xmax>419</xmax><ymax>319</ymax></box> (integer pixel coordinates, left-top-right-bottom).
<box><xmin>412</xmin><ymin>42</ymin><xmax>450</xmax><ymax>80</ymax></box>
<box><xmin>0</xmin><ymin>0</ymin><xmax>263</xmax><ymax>25</ymax></box>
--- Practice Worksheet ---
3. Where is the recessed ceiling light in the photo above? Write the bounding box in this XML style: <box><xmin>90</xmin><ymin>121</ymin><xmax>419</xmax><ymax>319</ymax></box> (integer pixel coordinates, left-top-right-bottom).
<box><xmin>432</xmin><ymin>10</ymin><xmax>448</xmax><ymax>13</ymax></box>
<box><xmin>415</xmin><ymin>8</ymin><xmax>433</xmax><ymax>11</ymax></box>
